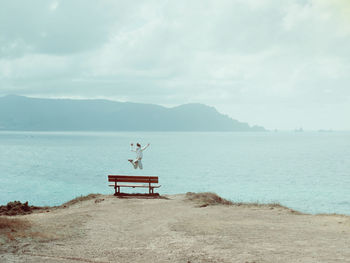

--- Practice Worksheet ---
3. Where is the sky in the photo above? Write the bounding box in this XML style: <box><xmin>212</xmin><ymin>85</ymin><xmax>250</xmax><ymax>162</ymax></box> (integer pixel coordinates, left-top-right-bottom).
<box><xmin>0</xmin><ymin>0</ymin><xmax>349</xmax><ymax>130</ymax></box>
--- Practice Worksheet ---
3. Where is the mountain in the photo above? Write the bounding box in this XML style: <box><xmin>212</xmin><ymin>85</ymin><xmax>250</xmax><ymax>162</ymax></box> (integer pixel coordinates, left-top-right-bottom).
<box><xmin>0</xmin><ymin>95</ymin><xmax>266</xmax><ymax>131</ymax></box>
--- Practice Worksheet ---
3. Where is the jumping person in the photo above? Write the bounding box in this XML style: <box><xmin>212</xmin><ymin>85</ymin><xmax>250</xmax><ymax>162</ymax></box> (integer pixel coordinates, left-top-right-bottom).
<box><xmin>128</xmin><ymin>143</ymin><xmax>150</xmax><ymax>169</ymax></box>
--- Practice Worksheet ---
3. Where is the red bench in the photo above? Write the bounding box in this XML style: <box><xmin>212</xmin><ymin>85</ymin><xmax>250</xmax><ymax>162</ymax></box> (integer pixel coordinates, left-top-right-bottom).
<box><xmin>108</xmin><ymin>175</ymin><xmax>161</xmax><ymax>195</ymax></box>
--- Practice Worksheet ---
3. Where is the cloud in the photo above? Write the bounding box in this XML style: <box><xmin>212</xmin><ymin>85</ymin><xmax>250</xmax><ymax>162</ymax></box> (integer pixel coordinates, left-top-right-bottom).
<box><xmin>0</xmin><ymin>0</ymin><xmax>132</xmax><ymax>56</ymax></box>
<box><xmin>0</xmin><ymin>0</ymin><xmax>350</xmax><ymax>129</ymax></box>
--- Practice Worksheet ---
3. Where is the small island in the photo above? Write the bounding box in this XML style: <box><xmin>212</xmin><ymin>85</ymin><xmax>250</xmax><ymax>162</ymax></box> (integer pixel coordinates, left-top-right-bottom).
<box><xmin>0</xmin><ymin>95</ymin><xmax>265</xmax><ymax>132</ymax></box>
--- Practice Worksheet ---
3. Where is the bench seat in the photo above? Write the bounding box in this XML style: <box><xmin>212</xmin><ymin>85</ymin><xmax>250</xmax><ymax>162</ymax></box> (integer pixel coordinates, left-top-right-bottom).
<box><xmin>108</xmin><ymin>184</ymin><xmax>161</xmax><ymax>188</ymax></box>
<box><xmin>108</xmin><ymin>175</ymin><xmax>161</xmax><ymax>195</ymax></box>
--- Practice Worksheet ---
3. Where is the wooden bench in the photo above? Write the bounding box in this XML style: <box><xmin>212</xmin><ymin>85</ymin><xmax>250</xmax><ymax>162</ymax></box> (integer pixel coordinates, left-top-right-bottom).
<box><xmin>108</xmin><ymin>175</ymin><xmax>161</xmax><ymax>195</ymax></box>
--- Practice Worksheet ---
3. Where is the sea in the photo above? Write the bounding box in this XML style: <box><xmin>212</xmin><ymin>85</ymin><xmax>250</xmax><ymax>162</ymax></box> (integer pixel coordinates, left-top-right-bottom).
<box><xmin>0</xmin><ymin>131</ymin><xmax>349</xmax><ymax>215</ymax></box>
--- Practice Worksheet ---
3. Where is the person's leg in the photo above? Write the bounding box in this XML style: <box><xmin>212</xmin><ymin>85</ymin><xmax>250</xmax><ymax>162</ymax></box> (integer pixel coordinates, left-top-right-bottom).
<box><xmin>134</xmin><ymin>159</ymin><xmax>139</xmax><ymax>169</ymax></box>
<box><xmin>138</xmin><ymin>160</ymin><xmax>143</xmax><ymax>169</ymax></box>
<box><xmin>130</xmin><ymin>159</ymin><xmax>138</xmax><ymax>169</ymax></box>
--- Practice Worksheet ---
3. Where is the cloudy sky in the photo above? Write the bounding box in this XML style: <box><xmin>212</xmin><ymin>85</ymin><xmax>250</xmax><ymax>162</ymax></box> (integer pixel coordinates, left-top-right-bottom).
<box><xmin>0</xmin><ymin>0</ymin><xmax>349</xmax><ymax>130</ymax></box>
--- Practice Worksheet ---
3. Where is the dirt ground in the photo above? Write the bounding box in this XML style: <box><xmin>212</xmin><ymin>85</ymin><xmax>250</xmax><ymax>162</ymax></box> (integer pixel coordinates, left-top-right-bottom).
<box><xmin>1</xmin><ymin>193</ymin><xmax>350</xmax><ymax>263</ymax></box>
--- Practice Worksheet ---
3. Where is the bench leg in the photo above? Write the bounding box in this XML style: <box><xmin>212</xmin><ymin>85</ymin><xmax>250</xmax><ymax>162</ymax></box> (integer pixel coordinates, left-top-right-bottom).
<box><xmin>114</xmin><ymin>184</ymin><xmax>121</xmax><ymax>195</ymax></box>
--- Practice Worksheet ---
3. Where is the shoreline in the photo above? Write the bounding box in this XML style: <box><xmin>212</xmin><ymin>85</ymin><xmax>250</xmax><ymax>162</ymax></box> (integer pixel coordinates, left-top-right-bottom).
<box><xmin>1</xmin><ymin>192</ymin><xmax>349</xmax><ymax>218</ymax></box>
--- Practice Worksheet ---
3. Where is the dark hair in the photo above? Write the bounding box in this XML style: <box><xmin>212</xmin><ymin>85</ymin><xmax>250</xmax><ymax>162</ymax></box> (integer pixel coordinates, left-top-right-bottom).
<box><xmin>136</xmin><ymin>143</ymin><xmax>141</xmax><ymax>147</ymax></box>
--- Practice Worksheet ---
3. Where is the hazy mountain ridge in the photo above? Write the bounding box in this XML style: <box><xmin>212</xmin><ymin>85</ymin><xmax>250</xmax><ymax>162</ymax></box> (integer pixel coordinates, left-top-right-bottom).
<box><xmin>0</xmin><ymin>95</ymin><xmax>265</xmax><ymax>131</ymax></box>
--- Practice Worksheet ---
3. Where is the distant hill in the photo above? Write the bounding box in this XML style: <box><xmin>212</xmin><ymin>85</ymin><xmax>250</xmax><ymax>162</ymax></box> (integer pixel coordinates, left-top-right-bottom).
<box><xmin>0</xmin><ymin>95</ymin><xmax>265</xmax><ymax>131</ymax></box>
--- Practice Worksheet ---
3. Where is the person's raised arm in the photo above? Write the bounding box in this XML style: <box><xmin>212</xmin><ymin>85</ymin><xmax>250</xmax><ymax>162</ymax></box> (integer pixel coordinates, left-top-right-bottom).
<box><xmin>141</xmin><ymin>143</ymin><xmax>150</xmax><ymax>151</ymax></box>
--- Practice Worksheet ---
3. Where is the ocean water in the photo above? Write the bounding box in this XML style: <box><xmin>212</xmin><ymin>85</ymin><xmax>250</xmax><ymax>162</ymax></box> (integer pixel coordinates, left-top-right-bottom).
<box><xmin>0</xmin><ymin>131</ymin><xmax>349</xmax><ymax>215</ymax></box>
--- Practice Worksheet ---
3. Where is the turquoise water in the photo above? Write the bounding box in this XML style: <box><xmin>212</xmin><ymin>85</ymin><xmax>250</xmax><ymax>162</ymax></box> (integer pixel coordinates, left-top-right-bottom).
<box><xmin>0</xmin><ymin>131</ymin><xmax>349</xmax><ymax>214</ymax></box>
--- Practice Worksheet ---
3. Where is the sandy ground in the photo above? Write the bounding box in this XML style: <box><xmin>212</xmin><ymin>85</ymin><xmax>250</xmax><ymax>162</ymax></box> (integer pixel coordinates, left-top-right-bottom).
<box><xmin>1</xmin><ymin>193</ymin><xmax>350</xmax><ymax>263</ymax></box>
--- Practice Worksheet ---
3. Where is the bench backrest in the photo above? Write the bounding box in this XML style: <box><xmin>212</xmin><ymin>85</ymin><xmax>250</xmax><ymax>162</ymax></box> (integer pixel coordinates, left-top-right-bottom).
<box><xmin>108</xmin><ymin>175</ymin><xmax>158</xmax><ymax>184</ymax></box>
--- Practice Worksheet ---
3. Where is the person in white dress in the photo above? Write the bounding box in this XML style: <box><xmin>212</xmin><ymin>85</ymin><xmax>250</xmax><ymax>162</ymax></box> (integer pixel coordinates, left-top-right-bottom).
<box><xmin>128</xmin><ymin>143</ymin><xmax>150</xmax><ymax>169</ymax></box>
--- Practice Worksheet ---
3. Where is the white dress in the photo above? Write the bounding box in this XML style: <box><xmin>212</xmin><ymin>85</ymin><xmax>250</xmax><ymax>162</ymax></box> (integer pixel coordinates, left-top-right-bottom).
<box><xmin>130</xmin><ymin>144</ymin><xmax>149</xmax><ymax>169</ymax></box>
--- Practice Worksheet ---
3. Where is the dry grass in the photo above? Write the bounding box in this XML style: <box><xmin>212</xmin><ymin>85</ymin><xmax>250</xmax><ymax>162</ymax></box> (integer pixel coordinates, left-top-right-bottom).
<box><xmin>0</xmin><ymin>217</ymin><xmax>30</xmax><ymax>231</ymax></box>
<box><xmin>0</xmin><ymin>217</ymin><xmax>59</xmax><ymax>245</ymax></box>
<box><xmin>185</xmin><ymin>192</ymin><xmax>233</xmax><ymax>206</ymax></box>
<box><xmin>233</xmin><ymin>201</ymin><xmax>303</xmax><ymax>214</ymax></box>
<box><xmin>0</xmin><ymin>217</ymin><xmax>31</xmax><ymax>242</ymax></box>
<box><xmin>233</xmin><ymin>201</ymin><xmax>284</xmax><ymax>208</ymax></box>
<box><xmin>61</xmin><ymin>193</ymin><xmax>102</xmax><ymax>207</ymax></box>
<box><xmin>0</xmin><ymin>201</ymin><xmax>44</xmax><ymax>216</ymax></box>
<box><xmin>185</xmin><ymin>192</ymin><xmax>304</xmax><ymax>214</ymax></box>
<box><xmin>0</xmin><ymin>194</ymin><xmax>102</xmax><ymax>245</ymax></box>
